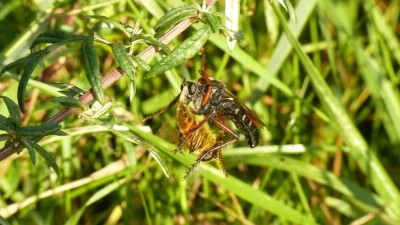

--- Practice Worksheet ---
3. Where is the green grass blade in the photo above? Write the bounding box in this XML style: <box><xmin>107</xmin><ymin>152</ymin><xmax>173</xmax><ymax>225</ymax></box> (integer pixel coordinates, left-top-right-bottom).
<box><xmin>131</xmin><ymin>126</ymin><xmax>318</xmax><ymax>225</ymax></box>
<box><xmin>209</xmin><ymin>35</ymin><xmax>293</xmax><ymax>97</ymax></box>
<box><xmin>65</xmin><ymin>177</ymin><xmax>131</xmax><ymax>225</ymax></box>
<box><xmin>367</xmin><ymin>1</ymin><xmax>400</xmax><ymax>64</ymax></box>
<box><xmin>256</xmin><ymin>0</ymin><xmax>318</xmax><ymax>90</ymax></box>
<box><xmin>271</xmin><ymin>1</ymin><xmax>400</xmax><ymax>219</ymax></box>
<box><xmin>237</xmin><ymin>155</ymin><xmax>384</xmax><ymax>206</ymax></box>
<box><xmin>354</xmin><ymin>42</ymin><xmax>400</xmax><ymax>143</ymax></box>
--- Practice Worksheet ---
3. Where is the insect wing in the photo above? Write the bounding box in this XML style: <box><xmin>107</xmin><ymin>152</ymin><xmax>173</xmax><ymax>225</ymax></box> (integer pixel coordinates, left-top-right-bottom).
<box><xmin>223</xmin><ymin>89</ymin><xmax>267</xmax><ymax>128</ymax></box>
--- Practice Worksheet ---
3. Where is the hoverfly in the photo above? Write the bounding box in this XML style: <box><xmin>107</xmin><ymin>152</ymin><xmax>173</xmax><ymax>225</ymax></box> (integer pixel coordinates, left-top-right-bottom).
<box><xmin>143</xmin><ymin>81</ymin><xmax>231</xmax><ymax>179</ymax></box>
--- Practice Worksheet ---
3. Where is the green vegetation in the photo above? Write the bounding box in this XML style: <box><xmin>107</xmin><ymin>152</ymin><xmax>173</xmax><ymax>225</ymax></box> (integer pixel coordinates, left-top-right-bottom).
<box><xmin>0</xmin><ymin>0</ymin><xmax>399</xmax><ymax>224</ymax></box>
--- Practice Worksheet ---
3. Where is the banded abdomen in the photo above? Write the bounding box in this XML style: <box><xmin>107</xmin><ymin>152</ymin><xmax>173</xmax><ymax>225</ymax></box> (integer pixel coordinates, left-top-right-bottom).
<box><xmin>220</xmin><ymin>99</ymin><xmax>259</xmax><ymax>148</ymax></box>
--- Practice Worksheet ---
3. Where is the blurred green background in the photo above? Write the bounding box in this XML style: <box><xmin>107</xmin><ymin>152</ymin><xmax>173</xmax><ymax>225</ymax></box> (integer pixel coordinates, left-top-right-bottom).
<box><xmin>0</xmin><ymin>0</ymin><xmax>399</xmax><ymax>224</ymax></box>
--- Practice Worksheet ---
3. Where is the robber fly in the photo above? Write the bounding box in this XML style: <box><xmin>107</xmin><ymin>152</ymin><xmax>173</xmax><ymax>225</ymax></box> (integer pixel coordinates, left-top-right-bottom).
<box><xmin>176</xmin><ymin>52</ymin><xmax>266</xmax><ymax>156</ymax></box>
<box><xmin>143</xmin><ymin>81</ymin><xmax>231</xmax><ymax>178</ymax></box>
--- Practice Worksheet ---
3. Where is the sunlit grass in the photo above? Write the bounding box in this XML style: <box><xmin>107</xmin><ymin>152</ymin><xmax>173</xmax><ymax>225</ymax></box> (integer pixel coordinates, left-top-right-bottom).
<box><xmin>1</xmin><ymin>0</ymin><xmax>399</xmax><ymax>224</ymax></box>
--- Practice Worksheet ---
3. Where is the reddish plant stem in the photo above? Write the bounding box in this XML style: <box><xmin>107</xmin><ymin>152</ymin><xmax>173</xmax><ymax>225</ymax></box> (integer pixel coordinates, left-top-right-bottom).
<box><xmin>49</xmin><ymin>18</ymin><xmax>196</xmax><ymax>123</ymax></box>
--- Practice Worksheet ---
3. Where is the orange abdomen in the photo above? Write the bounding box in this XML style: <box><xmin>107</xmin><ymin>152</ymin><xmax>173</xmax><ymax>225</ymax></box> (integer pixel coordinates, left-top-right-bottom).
<box><xmin>176</xmin><ymin>102</ymin><xmax>218</xmax><ymax>154</ymax></box>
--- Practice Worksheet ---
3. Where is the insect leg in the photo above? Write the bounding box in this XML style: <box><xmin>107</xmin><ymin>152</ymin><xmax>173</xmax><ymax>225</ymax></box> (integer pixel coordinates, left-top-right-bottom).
<box><xmin>174</xmin><ymin>131</ymin><xmax>196</xmax><ymax>154</ymax></box>
<box><xmin>143</xmin><ymin>93</ymin><xmax>180</xmax><ymax>122</ymax></box>
<box><xmin>183</xmin><ymin>137</ymin><xmax>237</xmax><ymax>179</ymax></box>
<box><xmin>217</xmin><ymin>148</ymin><xmax>228</xmax><ymax>177</ymax></box>
<box><xmin>174</xmin><ymin>133</ymin><xmax>186</xmax><ymax>154</ymax></box>
<box><xmin>185</xmin><ymin>117</ymin><xmax>239</xmax><ymax>178</ymax></box>
<box><xmin>199</xmin><ymin>48</ymin><xmax>211</xmax><ymax>84</ymax></box>
<box><xmin>198</xmin><ymin>48</ymin><xmax>213</xmax><ymax>107</ymax></box>
<box><xmin>211</xmin><ymin>117</ymin><xmax>240</xmax><ymax>140</ymax></box>
<box><xmin>175</xmin><ymin>113</ymin><xmax>213</xmax><ymax>151</ymax></box>
<box><xmin>201</xmin><ymin>85</ymin><xmax>212</xmax><ymax>107</ymax></box>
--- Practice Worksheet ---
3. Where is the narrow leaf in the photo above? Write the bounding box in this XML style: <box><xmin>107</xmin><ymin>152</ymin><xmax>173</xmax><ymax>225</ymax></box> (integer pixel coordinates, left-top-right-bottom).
<box><xmin>21</xmin><ymin>139</ymin><xmax>36</xmax><ymax>165</ymax></box>
<box><xmin>0</xmin><ymin>134</ymin><xmax>12</xmax><ymax>142</ymax></box>
<box><xmin>0</xmin><ymin>96</ymin><xmax>21</xmax><ymax>126</ymax></box>
<box><xmin>53</xmin><ymin>130</ymin><xmax>68</xmax><ymax>136</ymax></box>
<box><xmin>111</xmin><ymin>43</ymin><xmax>136</xmax><ymax>80</ymax></box>
<box><xmin>1</xmin><ymin>50</ymin><xmax>47</xmax><ymax>113</ymax></box>
<box><xmin>53</xmin><ymin>83</ymin><xmax>84</xmax><ymax>97</ymax></box>
<box><xmin>31</xmin><ymin>29</ymin><xmax>86</xmax><ymax>49</ymax></box>
<box><xmin>154</xmin><ymin>4</ymin><xmax>198</xmax><ymax>38</ymax></box>
<box><xmin>16</xmin><ymin>122</ymin><xmax>62</xmax><ymax>137</ymax></box>
<box><xmin>131</xmin><ymin>55</ymin><xmax>151</xmax><ymax>71</ymax></box>
<box><xmin>86</xmin><ymin>15</ymin><xmax>137</xmax><ymax>38</ymax></box>
<box><xmin>0</xmin><ymin>115</ymin><xmax>14</xmax><ymax>132</ymax></box>
<box><xmin>129</xmin><ymin>81</ymin><xmax>136</xmax><ymax>103</ymax></box>
<box><xmin>17</xmin><ymin>50</ymin><xmax>47</xmax><ymax>113</ymax></box>
<box><xmin>81</xmin><ymin>32</ymin><xmax>104</xmax><ymax>103</ymax></box>
<box><xmin>116</xmin><ymin>125</ymin><xmax>170</xmax><ymax>178</ymax></box>
<box><xmin>132</xmin><ymin>34</ymin><xmax>171</xmax><ymax>55</ymax></box>
<box><xmin>146</xmin><ymin>24</ymin><xmax>211</xmax><ymax>79</ymax></box>
<box><xmin>0</xmin><ymin>50</ymin><xmax>45</xmax><ymax>75</ymax></box>
<box><xmin>202</xmin><ymin>12</ymin><xmax>221</xmax><ymax>33</ymax></box>
<box><xmin>91</xmin><ymin>101</ymin><xmax>113</xmax><ymax>119</ymax></box>
<box><xmin>52</xmin><ymin>96</ymin><xmax>85</xmax><ymax>109</ymax></box>
<box><xmin>30</xmin><ymin>141</ymin><xmax>60</xmax><ymax>175</ymax></box>
<box><xmin>277</xmin><ymin>0</ymin><xmax>297</xmax><ymax>21</ymax></box>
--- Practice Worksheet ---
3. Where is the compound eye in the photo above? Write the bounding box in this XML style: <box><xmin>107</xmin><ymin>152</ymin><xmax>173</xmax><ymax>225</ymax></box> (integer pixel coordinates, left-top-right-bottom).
<box><xmin>188</xmin><ymin>82</ymin><xmax>197</xmax><ymax>95</ymax></box>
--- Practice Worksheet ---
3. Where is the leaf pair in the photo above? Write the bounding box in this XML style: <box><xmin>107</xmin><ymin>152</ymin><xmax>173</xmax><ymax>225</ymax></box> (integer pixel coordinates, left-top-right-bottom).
<box><xmin>146</xmin><ymin>3</ymin><xmax>223</xmax><ymax>79</ymax></box>
<box><xmin>0</xmin><ymin>96</ymin><xmax>65</xmax><ymax>174</ymax></box>
<box><xmin>0</xmin><ymin>30</ymin><xmax>86</xmax><ymax>113</ymax></box>
<box><xmin>146</xmin><ymin>24</ymin><xmax>212</xmax><ymax>79</ymax></box>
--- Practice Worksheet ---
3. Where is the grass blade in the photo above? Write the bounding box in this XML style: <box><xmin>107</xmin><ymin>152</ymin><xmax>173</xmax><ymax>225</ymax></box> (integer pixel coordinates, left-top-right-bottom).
<box><xmin>131</xmin><ymin>126</ymin><xmax>317</xmax><ymax>224</ymax></box>
<box><xmin>271</xmin><ymin>1</ymin><xmax>400</xmax><ymax>218</ymax></box>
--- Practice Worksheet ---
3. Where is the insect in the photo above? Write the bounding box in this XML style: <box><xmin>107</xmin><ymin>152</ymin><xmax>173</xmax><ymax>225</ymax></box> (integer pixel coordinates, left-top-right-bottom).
<box><xmin>144</xmin><ymin>50</ymin><xmax>266</xmax><ymax>177</ymax></box>
<box><xmin>144</xmin><ymin>81</ymin><xmax>231</xmax><ymax>178</ymax></box>
<box><xmin>176</xmin><ymin>52</ymin><xmax>267</xmax><ymax>157</ymax></box>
